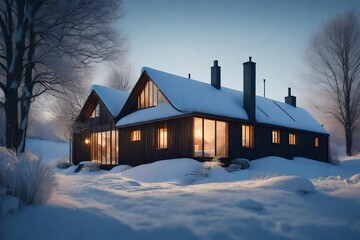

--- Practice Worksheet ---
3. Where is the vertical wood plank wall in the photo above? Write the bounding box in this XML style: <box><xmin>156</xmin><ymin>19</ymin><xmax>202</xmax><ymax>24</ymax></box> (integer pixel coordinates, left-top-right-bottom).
<box><xmin>118</xmin><ymin>117</ymin><xmax>193</xmax><ymax>166</ymax></box>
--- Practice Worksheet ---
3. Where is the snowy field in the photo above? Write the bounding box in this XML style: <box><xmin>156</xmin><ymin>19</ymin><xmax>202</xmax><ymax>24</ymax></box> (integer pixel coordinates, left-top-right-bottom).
<box><xmin>1</xmin><ymin>139</ymin><xmax>360</xmax><ymax>240</ymax></box>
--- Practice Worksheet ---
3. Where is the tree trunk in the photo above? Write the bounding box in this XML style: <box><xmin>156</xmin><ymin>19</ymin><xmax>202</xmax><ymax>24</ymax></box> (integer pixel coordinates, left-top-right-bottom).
<box><xmin>4</xmin><ymin>89</ymin><xmax>19</xmax><ymax>150</ymax></box>
<box><xmin>18</xmin><ymin>98</ymin><xmax>31</xmax><ymax>152</ymax></box>
<box><xmin>345</xmin><ymin>126</ymin><xmax>353</xmax><ymax>156</ymax></box>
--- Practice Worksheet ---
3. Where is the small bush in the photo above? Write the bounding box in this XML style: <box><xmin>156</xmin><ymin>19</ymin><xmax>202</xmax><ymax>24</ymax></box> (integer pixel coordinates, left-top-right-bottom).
<box><xmin>0</xmin><ymin>147</ymin><xmax>56</xmax><ymax>204</ymax></box>
<box><xmin>54</xmin><ymin>159</ymin><xmax>73</xmax><ymax>169</ymax></box>
<box><xmin>203</xmin><ymin>157</ymin><xmax>223</xmax><ymax>171</ymax></box>
<box><xmin>75</xmin><ymin>161</ymin><xmax>100</xmax><ymax>173</ymax></box>
<box><xmin>227</xmin><ymin>158</ymin><xmax>250</xmax><ymax>172</ymax></box>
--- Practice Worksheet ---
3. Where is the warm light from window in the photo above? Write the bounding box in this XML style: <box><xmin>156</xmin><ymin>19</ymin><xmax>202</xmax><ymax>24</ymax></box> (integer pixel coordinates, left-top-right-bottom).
<box><xmin>272</xmin><ymin>130</ymin><xmax>280</xmax><ymax>144</ymax></box>
<box><xmin>157</xmin><ymin>127</ymin><xmax>168</xmax><ymax>149</ymax></box>
<box><xmin>242</xmin><ymin>124</ymin><xmax>254</xmax><ymax>148</ymax></box>
<box><xmin>315</xmin><ymin>137</ymin><xmax>319</xmax><ymax>147</ymax></box>
<box><xmin>84</xmin><ymin>138</ymin><xmax>90</xmax><ymax>144</ymax></box>
<box><xmin>289</xmin><ymin>133</ymin><xmax>297</xmax><ymax>145</ymax></box>
<box><xmin>131</xmin><ymin>130</ymin><xmax>141</xmax><ymax>141</ymax></box>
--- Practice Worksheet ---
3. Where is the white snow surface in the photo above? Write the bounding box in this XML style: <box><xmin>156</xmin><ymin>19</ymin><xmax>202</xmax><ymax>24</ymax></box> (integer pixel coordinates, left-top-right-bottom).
<box><xmin>1</xmin><ymin>139</ymin><xmax>360</xmax><ymax>239</ymax></box>
<box><xmin>117</xmin><ymin>102</ymin><xmax>185</xmax><ymax>127</ymax></box>
<box><xmin>91</xmin><ymin>84</ymin><xmax>129</xmax><ymax>118</ymax></box>
<box><xmin>141</xmin><ymin>67</ymin><xmax>327</xmax><ymax>134</ymax></box>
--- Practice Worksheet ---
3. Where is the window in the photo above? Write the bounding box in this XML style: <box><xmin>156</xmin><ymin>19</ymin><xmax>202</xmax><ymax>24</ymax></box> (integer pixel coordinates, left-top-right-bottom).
<box><xmin>138</xmin><ymin>81</ymin><xmax>167</xmax><ymax>109</ymax></box>
<box><xmin>272</xmin><ymin>130</ymin><xmax>281</xmax><ymax>144</ymax></box>
<box><xmin>90</xmin><ymin>130</ymin><xmax>118</xmax><ymax>165</ymax></box>
<box><xmin>90</xmin><ymin>104</ymin><xmax>99</xmax><ymax>118</ymax></box>
<box><xmin>157</xmin><ymin>127</ymin><xmax>168</xmax><ymax>149</ymax></box>
<box><xmin>315</xmin><ymin>137</ymin><xmax>319</xmax><ymax>147</ymax></box>
<box><xmin>289</xmin><ymin>133</ymin><xmax>297</xmax><ymax>145</ymax></box>
<box><xmin>194</xmin><ymin>117</ymin><xmax>228</xmax><ymax>158</ymax></box>
<box><xmin>242</xmin><ymin>124</ymin><xmax>254</xmax><ymax>148</ymax></box>
<box><xmin>131</xmin><ymin>130</ymin><xmax>141</xmax><ymax>141</ymax></box>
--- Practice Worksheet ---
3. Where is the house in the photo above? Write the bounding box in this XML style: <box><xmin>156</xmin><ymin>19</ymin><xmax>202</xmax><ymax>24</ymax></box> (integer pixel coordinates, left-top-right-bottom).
<box><xmin>72</xmin><ymin>58</ymin><xmax>329</xmax><ymax>168</ymax></box>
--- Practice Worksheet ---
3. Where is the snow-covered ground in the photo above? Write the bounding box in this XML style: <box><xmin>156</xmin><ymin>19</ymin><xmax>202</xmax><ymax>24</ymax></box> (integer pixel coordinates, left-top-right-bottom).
<box><xmin>1</xmin><ymin>139</ymin><xmax>360</xmax><ymax>240</ymax></box>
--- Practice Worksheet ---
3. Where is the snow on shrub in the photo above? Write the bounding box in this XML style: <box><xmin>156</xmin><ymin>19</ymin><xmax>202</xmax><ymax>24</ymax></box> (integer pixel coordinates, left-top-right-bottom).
<box><xmin>188</xmin><ymin>157</ymin><xmax>224</xmax><ymax>178</ymax></box>
<box><xmin>52</xmin><ymin>159</ymin><xmax>73</xmax><ymax>169</ymax></box>
<box><xmin>75</xmin><ymin>161</ymin><xmax>101</xmax><ymax>173</ymax></box>
<box><xmin>0</xmin><ymin>147</ymin><xmax>56</xmax><ymax>205</ymax></box>
<box><xmin>227</xmin><ymin>158</ymin><xmax>250</xmax><ymax>172</ymax></box>
<box><xmin>256</xmin><ymin>176</ymin><xmax>315</xmax><ymax>194</ymax></box>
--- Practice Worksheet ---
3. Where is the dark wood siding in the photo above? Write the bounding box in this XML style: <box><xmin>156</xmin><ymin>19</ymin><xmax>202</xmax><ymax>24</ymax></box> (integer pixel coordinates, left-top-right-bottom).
<box><xmin>72</xmin><ymin>96</ymin><xmax>116</xmax><ymax>165</ymax></box>
<box><xmin>228</xmin><ymin>120</ymin><xmax>329</xmax><ymax>162</ymax></box>
<box><xmin>119</xmin><ymin>117</ymin><xmax>193</xmax><ymax>166</ymax></box>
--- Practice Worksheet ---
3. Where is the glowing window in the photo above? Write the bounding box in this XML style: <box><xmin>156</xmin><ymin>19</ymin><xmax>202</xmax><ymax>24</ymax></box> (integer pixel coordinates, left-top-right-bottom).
<box><xmin>131</xmin><ymin>130</ymin><xmax>141</xmax><ymax>141</ymax></box>
<box><xmin>272</xmin><ymin>130</ymin><xmax>281</xmax><ymax>144</ymax></box>
<box><xmin>289</xmin><ymin>133</ymin><xmax>297</xmax><ymax>145</ymax></box>
<box><xmin>90</xmin><ymin>104</ymin><xmax>99</xmax><ymax>118</ymax></box>
<box><xmin>157</xmin><ymin>127</ymin><xmax>168</xmax><ymax>149</ymax></box>
<box><xmin>242</xmin><ymin>124</ymin><xmax>254</xmax><ymax>148</ymax></box>
<box><xmin>193</xmin><ymin>117</ymin><xmax>228</xmax><ymax>158</ymax></box>
<box><xmin>315</xmin><ymin>137</ymin><xmax>319</xmax><ymax>147</ymax></box>
<box><xmin>138</xmin><ymin>81</ymin><xmax>167</xmax><ymax>109</ymax></box>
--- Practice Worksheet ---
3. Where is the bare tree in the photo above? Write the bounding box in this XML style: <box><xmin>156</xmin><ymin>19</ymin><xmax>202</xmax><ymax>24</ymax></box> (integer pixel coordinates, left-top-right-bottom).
<box><xmin>106</xmin><ymin>67</ymin><xmax>133</xmax><ymax>92</ymax></box>
<box><xmin>0</xmin><ymin>0</ymin><xmax>125</xmax><ymax>152</ymax></box>
<box><xmin>307</xmin><ymin>11</ymin><xmax>360</xmax><ymax>156</ymax></box>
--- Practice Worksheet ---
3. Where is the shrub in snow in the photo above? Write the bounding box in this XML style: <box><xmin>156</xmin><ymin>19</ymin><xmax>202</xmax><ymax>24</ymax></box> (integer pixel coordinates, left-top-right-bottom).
<box><xmin>75</xmin><ymin>161</ymin><xmax>100</xmax><ymax>173</ymax></box>
<box><xmin>187</xmin><ymin>157</ymin><xmax>223</xmax><ymax>178</ymax></box>
<box><xmin>0</xmin><ymin>147</ymin><xmax>56</xmax><ymax>205</ymax></box>
<box><xmin>53</xmin><ymin>159</ymin><xmax>73</xmax><ymax>169</ymax></box>
<box><xmin>227</xmin><ymin>158</ymin><xmax>250</xmax><ymax>172</ymax></box>
<box><xmin>203</xmin><ymin>157</ymin><xmax>223</xmax><ymax>171</ymax></box>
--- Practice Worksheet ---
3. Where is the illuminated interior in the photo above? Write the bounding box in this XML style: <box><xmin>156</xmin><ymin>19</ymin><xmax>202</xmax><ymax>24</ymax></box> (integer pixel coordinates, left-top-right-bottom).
<box><xmin>131</xmin><ymin>130</ymin><xmax>141</xmax><ymax>141</ymax></box>
<box><xmin>242</xmin><ymin>124</ymin><xmax>254</xmax><ymax>148</ymax></box>
<box><xmin>289</xmin><ymin>133</ymin><xmax>297</xmax><ymax>145</ymax></box>
<box><xmin>90</xmin><ymin>130</ymin><xmax>118</xmax><ymax>164</ymax></box>
<box><xmin>138</xmin><ymin>80</ymin><xmax>167</xmax><ymax>109</ymax></box>
<box><xmin>272</xmin><ymin>129</ymin><xmax>280</xmax><ymax>144</ymax></box>
<box><xmin>315</xmin><ymin>137</ymin><xmax>319</xmax><ymax>147</ymax></box>
<box><xmin>157</xmin><ymin>127</ymin><xmax>168</xmax><ymax>149</ymax></box>
<box><xmin>90</xmin><ymin>104</ymin><xmax>99</xmax><ymax>118</ymax></box>
<box><xmin>194</xmin><ymin>117</ymin><xmax>228</xmax><ymax>158</ymax></box>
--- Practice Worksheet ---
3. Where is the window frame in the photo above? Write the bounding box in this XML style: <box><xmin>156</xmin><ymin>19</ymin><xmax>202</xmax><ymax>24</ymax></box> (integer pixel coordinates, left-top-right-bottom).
<box><xmin>272</xmin><ymin>129</ymin><xmax>281</xmax><ymax>144</ymax></box>
<box><xmin>157</xmin><ymin>127</ymin><xmax>168</xmax><ymax>149</ymax></box>
<box><xmin>288</xmin><ymin>133</ymin><xmax>297</xmax><ymax>145</ymax></box>
<box><xmin>315</xmin><ymin>137</ymin><xmax>319</xmax><ymax>147</ymax></box>
<box><xmin>193</xmin><ymin>117</ymin><xmax>228</xmax><ymax>158</ymax></box>
<box><xmin>131</xmin><ymin>130</ymin><xmax>141</xmax><ymax>142</ymax></box>
<box><xmin>242</xmin><ymin>124</ymin><xmax>254</xmax><ymax>148</ymax></box>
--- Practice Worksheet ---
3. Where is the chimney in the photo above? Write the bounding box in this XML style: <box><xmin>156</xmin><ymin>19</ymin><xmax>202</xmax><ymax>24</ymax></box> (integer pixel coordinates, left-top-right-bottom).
<box><xmin>243</xmin><ymin>56</ymin><xmax>256</xmax><ymax>122</ymax></box>
<box><xmin>285</xmin><ymin>87</ymin><xmax>296</xmax><ymax>107</ymax></box>
<box><xmin>211</xmin><ymin>60</ymin><xmax>221</xmax><ymax>90</ymax></box>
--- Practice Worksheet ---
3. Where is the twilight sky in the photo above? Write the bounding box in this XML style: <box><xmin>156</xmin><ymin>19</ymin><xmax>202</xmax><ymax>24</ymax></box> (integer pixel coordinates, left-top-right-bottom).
<box><xmin>110</xmin><ymin>0</ymin><xmax>359</xmax><ymax>106</ymax></box>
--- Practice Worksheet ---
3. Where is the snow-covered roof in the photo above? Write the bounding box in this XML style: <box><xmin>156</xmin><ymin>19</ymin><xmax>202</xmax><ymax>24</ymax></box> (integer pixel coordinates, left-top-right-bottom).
<box><xmin>117</xmin><ymin>103</ymin><xmax>186</xmax><ymax>127</ymax></box>
<box><xmin>91</xmin><ymin>85</ymin><xmax>129</xmax><ymax>118</ymax></box>
<box><xmin>123</xmin><ymin>67</ymin><xmax>327</xmax><ymax>134</ymax></box>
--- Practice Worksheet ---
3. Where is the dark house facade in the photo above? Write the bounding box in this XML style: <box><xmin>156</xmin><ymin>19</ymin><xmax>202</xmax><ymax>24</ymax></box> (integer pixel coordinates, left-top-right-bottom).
<box><xmin>72</xmin><ymin>58</ymin><xmax>329</xmax><ymax>167</ymax></box>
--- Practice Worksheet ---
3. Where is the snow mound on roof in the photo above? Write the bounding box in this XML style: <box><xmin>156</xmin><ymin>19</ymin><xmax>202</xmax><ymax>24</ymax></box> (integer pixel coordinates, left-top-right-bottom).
<box><xmin>142</xmin><ymin>67</ymin><xmax>327</xmax><ymax>134</ymax></box>
<box><xmin>256</xmin><ymin>176</ymin><xmax>315</xmax><ymax>193</ymax></box>
<box><xmin>117</xmin><ymin>102</ymin><xmax>185</xmax><ymax>127</ymax></box>
<box><xmin>120</xmin><ymin>158</ymin><xmax>202</xmax><ymax>183</ymax></box>
<box><xmin>91</xmin><ymin>84</ymin><xmax>129</xmax><ymax>117</ymax></box>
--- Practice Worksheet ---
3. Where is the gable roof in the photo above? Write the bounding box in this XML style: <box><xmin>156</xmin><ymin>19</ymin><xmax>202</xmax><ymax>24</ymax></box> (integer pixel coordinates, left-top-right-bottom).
<box><xmin>117</xmin><ymin>67</ymin><xmax>327</xmax><ymax>134</ymax></box>
<box><xmin>91</xmin><ymin>84</ymin><xmax>129</xmax><ymax>118</ymax></box>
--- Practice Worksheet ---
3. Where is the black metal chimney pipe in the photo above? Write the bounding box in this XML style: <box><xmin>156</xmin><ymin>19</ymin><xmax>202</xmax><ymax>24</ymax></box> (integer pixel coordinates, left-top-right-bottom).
<box><xmin>243</xmin><ymin>57</ymin><xmax>256</xmax><ymax>122</ymax></box>
<box><xmin>211</xmin><ymin>60</ymin><xmax>221</xmax><ymax>90</ymax></box>
<box><xmin>285</xmin><ymin>87</ymin><xmax>296</xmax><ymax>107</ymax></box>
